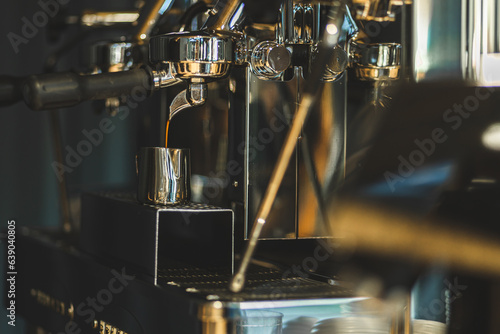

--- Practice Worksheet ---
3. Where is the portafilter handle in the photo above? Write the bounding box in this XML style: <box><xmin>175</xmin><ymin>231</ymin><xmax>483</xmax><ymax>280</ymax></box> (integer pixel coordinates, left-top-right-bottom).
<box><xmin>22</xmin><ymin>66</ymin><xmax>181</xmax><ymax>111</ymax></box>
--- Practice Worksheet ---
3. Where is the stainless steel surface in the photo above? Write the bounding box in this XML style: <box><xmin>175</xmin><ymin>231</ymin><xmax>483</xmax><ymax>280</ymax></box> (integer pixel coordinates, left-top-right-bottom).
<box><xmin>292</xmin><ymin>3</ymin><xmax>316</xmax><ymax>44</ymax></box>
<box><xmin>315</xmin><ymin>45</ymin><xmax>348</xmax><ymax>81</ymax></box>
<box><xmin>150</xmin><ymin>31</ymin><xmax>234</xmax><ymax>80</ymax></box>
<box><xmin>250</xmin><ymin>41</ymin><xmax>291</xmax><ymax>79</ymax></box>
<box><xmin>413</xmin><ymin>0</ymin><xmax>500</xmax><ymax>85</ymax></box>
<box><xmin>88</xmin><ymin>41</ymin><xmax>141</xmax><ymax>115</ymax></box>
<box><xmin>350</xmin><ymin>42</ymin><xmax>402</xmax><ymax>80</ymax></box>
<box><xmin>137</xmin><ymin>147</ymin><xmax>191</xmax><ymax>205</ymax></box>
<box><xmin>279</xmin><ymin>0</ymin><xmax>294</xmax><ymax>43</ymax></box>
<box><xmin>240</xmin><ymin>4</ymin><xmax>355</xmax><ymax>241</ymax></box>
<box><xmin>147</xmin><ymin>0</ymin><xmax>356</xmax><ymax>242</ymax></box>
<box><xmin>170</xmin><ymin>89</ymin><xmax>191</xmax><ymax>119</ymax></box>
<box><xmin>151</xmin><ymin>64</ymin><xmax>183</xmax><ymax>89</ymax></box>
<box><xmin>275</xmin><ymin>1</ymin><xmax>357</xmax><ymax>83</ymax></box>
<box><xmin>188</xmin><ymin>81</ymin><xmax>208</xmax><ymax>106</ymax></box>
<box><xmin>81</xmin><ymin>192</ymin><xmax>234</xmax><ymax>282</ymax></box>
<box><xmin>467</xmin><ymin>0</ymin><xmax>500</xmax><ymax>85</ymax></box>
<box><xmin>10</xmin><ymin>0</ymin><xmax>499</xmax><ymax>332</ymax></box>
<box><xmin>175</xmin><ymin>61</ymin><xmax>232</xmax><ymax>80</ymax></box>
<box><xmin>243</xmin><ymin>69</ymin><xmax>346</xmax><ymax>239</ymax></box>
<box><xmin>245</xmin><ymin>71</ymin><xmax>298</xmax><ymax>240</ymax></box>
<box><xmin>231</xmin><ymin>1</ymin><xmax>346</xmax><ymax>293</ymax></box>
<box><xmin>169</xmin><ymin>82</ymin><xmax>208</xmax><ymax>119</ymax></box>
<box><xmin>298</xmin><ymin>75</ymin><xmax>346</xmax><ymax>237</ymax></box>
<box><xmin>232</xmin><ymin>91</ymin><xmax>316</xmax><ymax>292</ymax></box>
<box><xmin>162</xmin><ymin>33</ymin><xmax>234</xmax><ymax>63</ymax></box>
<box><xmin>279</xmin><ymin>2</ymin><xmax>357</xmax><ymax>45</ymax></box>
<box><xmin>412</xmin><ymin>0</ymin><xmax>466</xmax><ymax>82</ymax></box>
<box><xmin>89</xmin><ymin>42</ymin><xmax>138</xmax><ymax>73</ymax></box>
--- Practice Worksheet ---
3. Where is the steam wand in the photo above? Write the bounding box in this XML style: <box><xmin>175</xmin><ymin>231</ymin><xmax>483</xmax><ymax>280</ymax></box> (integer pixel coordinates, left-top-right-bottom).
<box><xmin>229</xmin><ymin>0</ymin><xmax>347</xmax><ymax>293</ymax></box>
<box><xmin>134</xmin><ymin>0</ymin><xmax>176</xmax><ymax>45</ymax></box>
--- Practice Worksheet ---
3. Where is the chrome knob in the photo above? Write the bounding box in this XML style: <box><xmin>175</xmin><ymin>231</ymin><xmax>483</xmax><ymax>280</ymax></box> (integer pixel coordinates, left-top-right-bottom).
<box><xmin>311</xmin><ymin>44</ymin><xmax>348</xmax><ymax>82</ymax></box>
<box><xmin>251</xmin><ymin>41</ymin><xmax>291</xmax><ymax>79</ymax></box>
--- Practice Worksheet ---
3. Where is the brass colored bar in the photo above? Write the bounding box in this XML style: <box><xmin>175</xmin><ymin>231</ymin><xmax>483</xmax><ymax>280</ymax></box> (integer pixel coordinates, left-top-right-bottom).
<box><xmin>330</xmin><ymin>201</ymin><xmax>500</xmax><ymax>279</ymax></box>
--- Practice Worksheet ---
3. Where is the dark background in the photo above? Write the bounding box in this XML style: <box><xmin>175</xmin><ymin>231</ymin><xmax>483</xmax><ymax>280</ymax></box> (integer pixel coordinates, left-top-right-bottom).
<box><xmin>0</xmin><ymin>0</ymin><xmax>143</xmax><ymax>332</ymax></box>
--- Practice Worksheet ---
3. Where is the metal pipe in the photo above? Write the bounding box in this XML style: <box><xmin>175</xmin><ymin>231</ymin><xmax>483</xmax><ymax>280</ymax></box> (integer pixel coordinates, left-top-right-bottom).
<box><xmin>230</xmin><ymin>94</ymin><xmax>315</xmax><ymax>292</ymax></box>
<box><xmin>134</xmin><ymin>0</ymin><xmax>175</xmax><ymax>45</ymax></box>
<box><xmin>202</xmin><ymin>0</ymin><xmax>244</xmax><ymax>34</ymax></box>
<box><xmin>280</xmin><ymin>0</ymin><xmax>294</xmax><ymax>43</ymax></box>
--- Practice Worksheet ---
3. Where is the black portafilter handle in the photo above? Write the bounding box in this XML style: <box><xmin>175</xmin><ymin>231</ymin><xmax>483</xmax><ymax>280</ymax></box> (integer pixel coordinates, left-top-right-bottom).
<box><xmin>23</xmin><ymin>68</ymin><xmax>153</xmax><ymax>111</ymax></box>
<box><xmin>0</xmin><ymin>76</ymin><xmax>25</xmax><ymax>107</ymax></box>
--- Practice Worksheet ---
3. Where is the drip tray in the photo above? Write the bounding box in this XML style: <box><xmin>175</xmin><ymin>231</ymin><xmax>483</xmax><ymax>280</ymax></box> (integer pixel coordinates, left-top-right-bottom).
<box><xmin>157</xmin><ymin>261</ymin><xmax>353</xmax><ymax>301</ymax></box>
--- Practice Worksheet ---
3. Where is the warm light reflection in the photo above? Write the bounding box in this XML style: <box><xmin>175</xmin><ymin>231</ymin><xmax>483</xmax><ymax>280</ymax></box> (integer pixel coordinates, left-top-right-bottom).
<box><xmin>326</xmin><ymin>23</ymin><xmax>339</xmax><ymax>35</ymax></box>
<box><xmin>412</xmin><ymin>1</ymin><xmax>432</xmax><ymax>78</ymax></box>
<box><xmin>482</xmin><ymin>123</ymin><xmax>500</xmax><ymax>151</ymax></box>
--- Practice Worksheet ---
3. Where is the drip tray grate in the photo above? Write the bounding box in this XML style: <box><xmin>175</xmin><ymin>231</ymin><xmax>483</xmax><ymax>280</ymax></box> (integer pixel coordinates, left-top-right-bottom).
<box><xmin>157</xmin><ymin>262</ymin><xmax>352</xmax><ymax>301</ymax></box>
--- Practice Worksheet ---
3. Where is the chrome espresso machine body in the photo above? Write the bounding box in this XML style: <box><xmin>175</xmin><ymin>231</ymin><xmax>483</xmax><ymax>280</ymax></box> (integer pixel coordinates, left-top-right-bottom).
<box><xmin>4</xmin><ymin>0</ymin><xmax>500</xmax><ymax>333</ymax></box>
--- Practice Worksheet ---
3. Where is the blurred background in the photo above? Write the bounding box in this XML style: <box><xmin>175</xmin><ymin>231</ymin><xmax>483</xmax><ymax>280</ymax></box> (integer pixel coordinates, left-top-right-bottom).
<box><xmin>0</xmin><ymin>1</ymin><xmax>145</xmax><ymax>332</ymax></box>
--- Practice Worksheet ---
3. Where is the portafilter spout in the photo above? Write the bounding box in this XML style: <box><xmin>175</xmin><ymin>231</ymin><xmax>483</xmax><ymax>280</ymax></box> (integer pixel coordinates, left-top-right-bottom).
<box><xmin>169</xmin><ymin>80</ymin><xmax>208</xmax><ymax>120</ymax></box>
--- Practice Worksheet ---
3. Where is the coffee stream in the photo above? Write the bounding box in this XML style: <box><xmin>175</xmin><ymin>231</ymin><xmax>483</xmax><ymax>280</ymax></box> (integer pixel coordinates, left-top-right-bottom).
<box><xmin>165</xmin><ymin>119</ymin><xmax>170</xmax><ymax>148</ymax></box>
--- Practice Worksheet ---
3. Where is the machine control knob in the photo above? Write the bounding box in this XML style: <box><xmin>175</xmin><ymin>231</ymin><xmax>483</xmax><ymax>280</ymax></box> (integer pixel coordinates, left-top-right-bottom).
<box><xmin>251</xmin><ymin>41</ymin><xmax>291</xmax><ymax>79</ymax></box>
<box><xmin>311</xmin><ymin>44</ymin><xmax>348</xmax><ymax>82</ymax></box>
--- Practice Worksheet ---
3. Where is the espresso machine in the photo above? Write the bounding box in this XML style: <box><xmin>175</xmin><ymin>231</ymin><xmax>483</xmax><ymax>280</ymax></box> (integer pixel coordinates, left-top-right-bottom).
<box><xmin>3</xmin><ymin>0</ymin><xmax>500</xmax><ymax>333</ymax></box>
